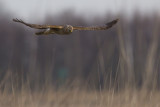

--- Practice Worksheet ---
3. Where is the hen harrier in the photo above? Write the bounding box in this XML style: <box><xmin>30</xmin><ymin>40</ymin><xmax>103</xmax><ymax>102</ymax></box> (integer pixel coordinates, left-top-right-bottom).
<box><xmin>13</xmin><ymin>18</ymin><xmax>118</xmax><ymax>35</ymax></box>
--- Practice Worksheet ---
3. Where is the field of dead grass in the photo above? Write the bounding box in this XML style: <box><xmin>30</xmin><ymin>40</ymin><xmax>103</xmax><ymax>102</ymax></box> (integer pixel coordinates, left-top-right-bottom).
<box><xmin>0</xmin><ymin>88</ymin><xmax>160</xmax><ymax>107</ymax></box>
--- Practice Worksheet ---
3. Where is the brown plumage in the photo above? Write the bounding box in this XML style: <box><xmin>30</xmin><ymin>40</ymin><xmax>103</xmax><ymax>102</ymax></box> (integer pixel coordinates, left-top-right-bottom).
<box><xmin>13</xmin><ymin>18</ymin><xmax>118</xmax><ymax>35</ymax></box>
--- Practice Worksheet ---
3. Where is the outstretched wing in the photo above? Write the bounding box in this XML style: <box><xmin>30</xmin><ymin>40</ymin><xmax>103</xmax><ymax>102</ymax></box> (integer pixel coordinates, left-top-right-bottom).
<box><xmin>73</xmin><ymin>19</ymin><xmax>118</xmax><ymax>31</ymax></box>
<box><xmin>13</xmin><ymin>18</ymin><xmax>63</xmax><ymax>29</ymax></box>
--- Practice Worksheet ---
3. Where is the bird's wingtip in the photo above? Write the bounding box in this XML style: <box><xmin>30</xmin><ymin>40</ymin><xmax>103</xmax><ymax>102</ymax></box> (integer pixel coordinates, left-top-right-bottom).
<box><xmin>12</xmin><ymin>18</ymin><xmax>23</xmax><ymax>22</ymax></box>
<box><xmin>114</xmin><ymin>19</ymin><xmax>119</xmax><ymax>23</ymax></box>
<box><xmin>12</xmin><ymin>18</ymin><xmax>17</xmax><ymax>22</ymax></box>
<box><xmin>106</xmin><ymin>19</ymin><xmax>119</xmax><ymax>27</ymax></box>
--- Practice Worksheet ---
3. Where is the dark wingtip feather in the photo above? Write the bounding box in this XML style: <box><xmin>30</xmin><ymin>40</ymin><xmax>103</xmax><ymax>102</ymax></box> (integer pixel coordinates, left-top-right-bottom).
<box><xmin>13</xmin><ymin>18</ymin><xmax>23</xmax><ymax>23</ymax></box>
<box><xmin>13</xmin><ymin>18</ymin><xmax>19</xmax><ymax>21</ymax></box>
<box><xmin>13</xmin><ymin>18</ymin><xmax>17</xmax><ymax>22</ymax></box>
<box><xmin>106</xmin><ymin>19</ymin><xmax>119</xmax><ymax>27</ymax></box>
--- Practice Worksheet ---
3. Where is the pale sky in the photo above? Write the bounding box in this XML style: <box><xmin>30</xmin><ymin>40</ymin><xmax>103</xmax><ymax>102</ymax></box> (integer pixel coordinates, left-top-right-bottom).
<box><xmin>1</xmin><ymin>0</ymin><xmax>160</xmax><ymax>21</ymax></box>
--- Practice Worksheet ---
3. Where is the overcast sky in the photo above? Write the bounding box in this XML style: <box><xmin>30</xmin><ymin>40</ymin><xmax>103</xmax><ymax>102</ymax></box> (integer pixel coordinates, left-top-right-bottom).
<box><xmin>1</xmin><ymin>0</ymin><xmax>160</xmax><ymax>21</ymax></box>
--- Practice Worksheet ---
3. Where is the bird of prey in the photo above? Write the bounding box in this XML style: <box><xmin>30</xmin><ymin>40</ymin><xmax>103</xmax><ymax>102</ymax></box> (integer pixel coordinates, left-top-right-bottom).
<box><xmin>13</xmin><ymin>18</ymin><xmax>118</xmax><ymax>35</ymax></box>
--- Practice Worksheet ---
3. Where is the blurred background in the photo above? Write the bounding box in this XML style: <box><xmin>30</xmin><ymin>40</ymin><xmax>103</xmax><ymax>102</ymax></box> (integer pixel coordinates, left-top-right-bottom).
<box><xmin>0</xmin><ymin>0</ymin><xmax>160</xmax><ymax>107</ymax></box>
<box><xmin>0</xmin><ymin>0</ymin><xmax>160</xmax><ymax>106</ymax></box>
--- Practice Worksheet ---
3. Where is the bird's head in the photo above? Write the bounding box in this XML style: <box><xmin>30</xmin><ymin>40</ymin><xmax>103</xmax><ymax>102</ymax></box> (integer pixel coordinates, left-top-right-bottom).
<box><xmin>63</xmin><ymin>25</ymin><xmax>73</xmax><ymax>33</ymax></box>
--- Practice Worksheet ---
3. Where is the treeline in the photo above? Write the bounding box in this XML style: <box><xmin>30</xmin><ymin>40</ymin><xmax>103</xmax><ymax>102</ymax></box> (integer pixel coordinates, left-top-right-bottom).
<box><xmin>0</xmin><ymin>11</ymin><xmax>160</xmax><ymax>91</ymax></box>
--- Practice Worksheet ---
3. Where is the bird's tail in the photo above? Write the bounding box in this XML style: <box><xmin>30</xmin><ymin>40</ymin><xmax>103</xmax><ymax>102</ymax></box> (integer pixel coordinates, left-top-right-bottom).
<box><xmin>35</xmin><ymin>29</ymin><xmax>55</xmax><ymax>35</ymax></box>
<box><xmin>35</xmin><ymin>31</ymin><xmax>46</xmax><ymax>35</ymax></box>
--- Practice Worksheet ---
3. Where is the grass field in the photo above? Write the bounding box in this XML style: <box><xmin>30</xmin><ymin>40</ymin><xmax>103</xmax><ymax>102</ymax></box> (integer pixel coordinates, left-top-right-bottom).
<box><xmin>0</xmin><ymin>87</ymin><xmax>160</xmax><ymax>107</ymax></box>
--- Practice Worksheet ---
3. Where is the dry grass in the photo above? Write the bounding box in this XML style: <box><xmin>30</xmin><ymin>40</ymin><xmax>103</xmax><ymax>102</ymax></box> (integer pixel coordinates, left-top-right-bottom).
<box><xmin>0</xmin><ymin>88</ymin><xmax>160</xmax><ymax>107</ymax></box>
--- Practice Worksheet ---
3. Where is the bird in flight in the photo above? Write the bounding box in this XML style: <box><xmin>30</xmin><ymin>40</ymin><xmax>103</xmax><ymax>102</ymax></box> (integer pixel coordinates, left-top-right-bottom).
<box><xmin>13</xmin><ymin>18</ymin><xmax>118</xmax><ymax>35</ymax></box>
